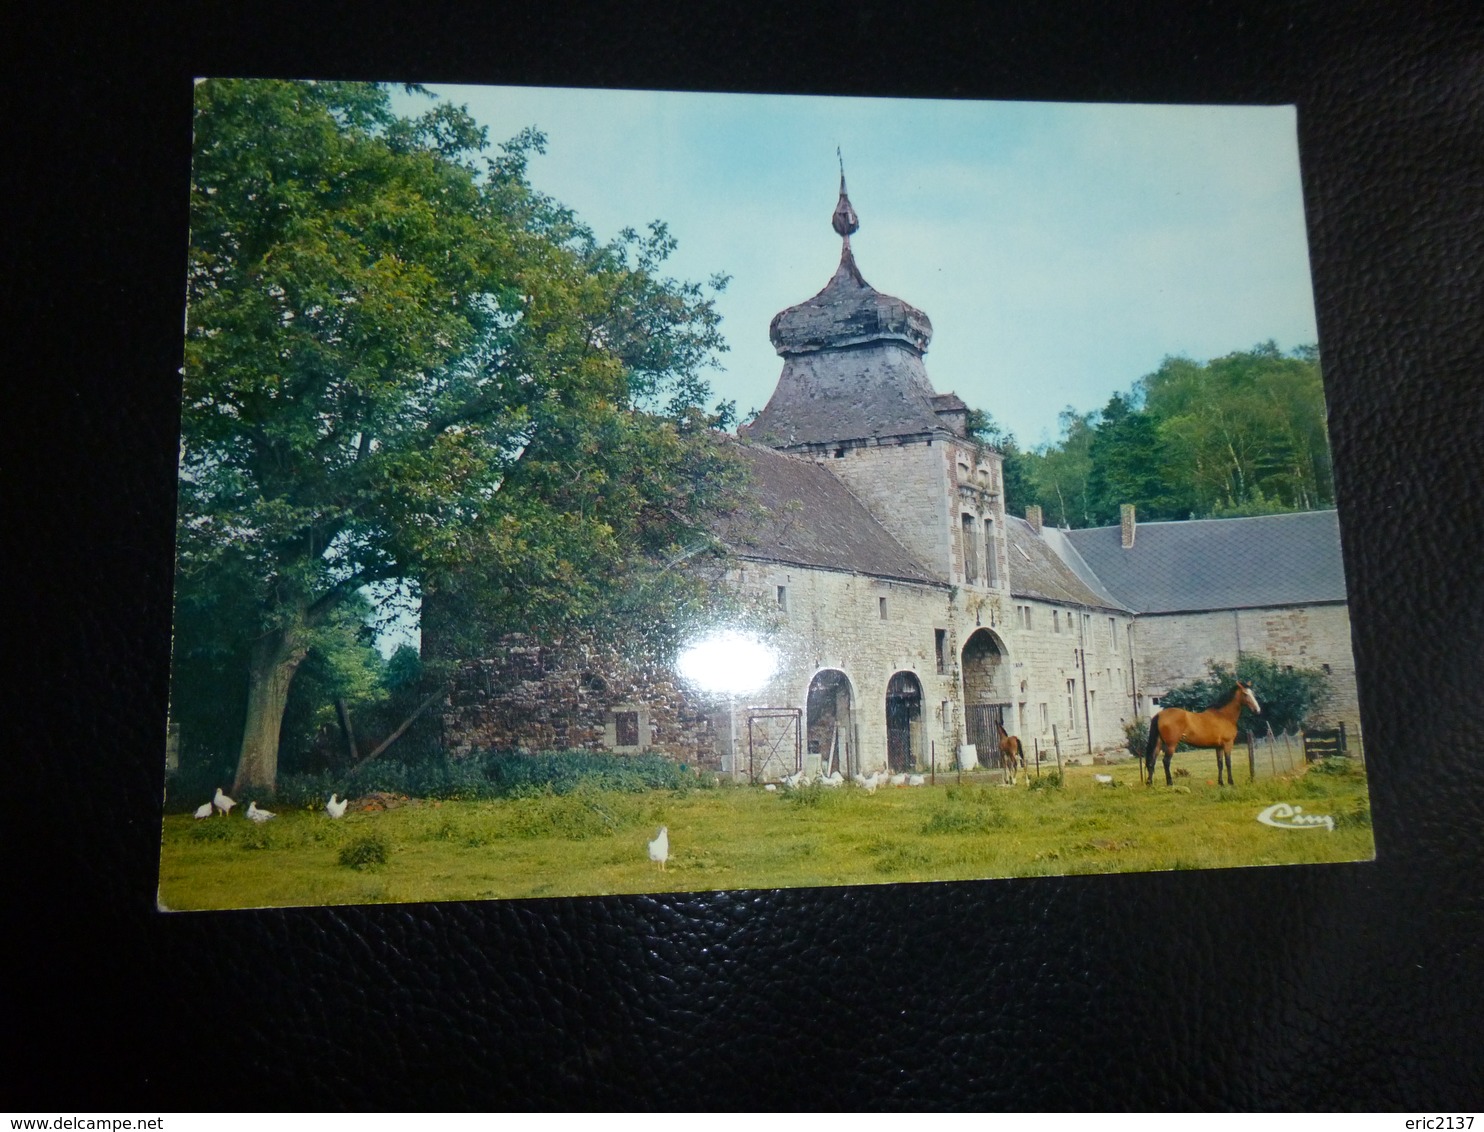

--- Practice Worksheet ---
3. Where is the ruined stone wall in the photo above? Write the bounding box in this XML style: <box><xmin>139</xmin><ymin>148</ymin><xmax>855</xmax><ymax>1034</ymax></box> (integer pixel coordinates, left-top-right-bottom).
<box><xmin>440</xmin><ymin>637</ymin><xmax>723</xmax><ymax>767</ymax></box>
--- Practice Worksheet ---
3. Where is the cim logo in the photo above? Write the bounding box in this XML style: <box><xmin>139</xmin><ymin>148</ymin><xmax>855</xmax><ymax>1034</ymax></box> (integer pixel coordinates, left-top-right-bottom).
<box><xmin>1256</xmin><ymin>802</ymin><xmax>1335</xmax><ymax>832</ymax></box>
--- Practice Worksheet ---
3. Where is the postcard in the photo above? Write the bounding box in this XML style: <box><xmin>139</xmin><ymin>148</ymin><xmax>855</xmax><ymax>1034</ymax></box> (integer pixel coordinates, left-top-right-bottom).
<box><xmin>160</xmin><ymin>80</ymin><xmax>1374</xmax><ymax>910</ymax></box>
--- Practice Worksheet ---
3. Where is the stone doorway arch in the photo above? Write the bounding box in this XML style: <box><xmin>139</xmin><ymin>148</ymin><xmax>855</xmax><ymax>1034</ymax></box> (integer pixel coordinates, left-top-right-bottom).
<box><xmin>806</xmin><ymin>669</ymin><xmax>856</xmax><ymax>778</ymax></box>
<box><xmin>961</xmin><ymin>628</ymin><xmax>1012</xmax><ymax>765</ymax></box>
<box><xmin>885</xmin><ymin>670</ymin><xmax>925</xmax><ymax>773</ymax></box>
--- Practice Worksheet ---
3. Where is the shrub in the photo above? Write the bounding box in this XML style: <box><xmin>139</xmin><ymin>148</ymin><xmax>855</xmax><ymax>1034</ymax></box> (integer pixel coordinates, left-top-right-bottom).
<box><xmin>338</xmin><ymin>834</ymin><xmax>391</xmax><ymax>869</ymax></box>
<box><xmin>1124</xmin><ymin>719</ymin><xmax>1150</xmax><ymax>761</ymax></box>
<box><xmin>1028</xmin><ymin>770</ymin><xmax>1063</xmax><ymax>791</ymax></box>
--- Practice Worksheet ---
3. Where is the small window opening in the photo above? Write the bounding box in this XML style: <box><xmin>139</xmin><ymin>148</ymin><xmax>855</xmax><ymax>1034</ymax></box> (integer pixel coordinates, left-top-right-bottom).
<box><xmin>961</xmin><ymin>513</ymin><xmax>978</xmax><ymax>583</ymax></box>
<box><xmin>1322</xmin><ymin>663</ymin><xmax>1333</xmax><ymax>675</ymax></box>
<box><xmin>879</xmin><ymin>596</ymin><xmax>889</xmax><ymax>620</ymax></box>
<box><xmin>776</xmin><ymin>585</ymin><xmax>788</xmax><ymax>611</ymax></box>
<box><xmin>834</xmin><ymin>447</ymin><xmax>846</xmax><ymax>458</ymax></box>
<box><xmin>614</xmin><ymin>711</ymin><xmax>640</xmax><ymax>747</ymax></box>
<box><xmin>935</xmin><ymin>628</ymin><xmax>947</xmax><ymax>674</ymax></box>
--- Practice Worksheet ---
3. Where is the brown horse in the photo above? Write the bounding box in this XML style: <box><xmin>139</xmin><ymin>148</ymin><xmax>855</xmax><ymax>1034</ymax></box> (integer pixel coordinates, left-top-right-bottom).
<box><xmin>1144</xmin><ymin>681</ymin><xmax>1261</xmax><ymax>786</ymax></box>
<box><xmin>996</xmin><ymin>720</ymin><xmax>1024</xmax><ymax>785</ymax></box>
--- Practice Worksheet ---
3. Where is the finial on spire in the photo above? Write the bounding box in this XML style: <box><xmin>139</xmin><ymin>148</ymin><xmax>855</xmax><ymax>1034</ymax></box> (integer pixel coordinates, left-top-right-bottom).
<box><xmin>832</xmin><ymin>148</ymin><xmax>859</xmax><ymax>240</ymax></box>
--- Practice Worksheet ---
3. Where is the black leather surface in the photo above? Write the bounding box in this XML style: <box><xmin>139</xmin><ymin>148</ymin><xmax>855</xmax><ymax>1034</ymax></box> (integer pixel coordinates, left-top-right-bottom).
<box><xmin>10</xmin><ymin>1</ymin><xmax>1483</xmax><ymax>1110</ymax></box>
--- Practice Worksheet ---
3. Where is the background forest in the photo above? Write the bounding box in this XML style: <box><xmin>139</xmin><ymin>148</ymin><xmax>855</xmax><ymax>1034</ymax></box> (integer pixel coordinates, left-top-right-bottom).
<box><xmin>985</xmin><ymin>343</ymin><xmax>1331</xmax><ymax>528</ymax></box>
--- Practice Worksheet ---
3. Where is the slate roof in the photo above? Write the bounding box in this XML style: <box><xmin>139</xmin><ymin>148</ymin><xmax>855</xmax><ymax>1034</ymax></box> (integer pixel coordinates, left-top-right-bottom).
<box><xmin>1061</xmin><ymin>510</ymin><xmax>1349</xmax><ymax>613</ymax></box>
<box><xmin>769</xmin><ymin>245</ymin><xmax>933</xmax><ymax>356</ymax></box>
<box><xmin>710</xmin><ymin>443</ymin><xmax>942</xmax><ymax>586</ymax></box>
<box><xmin>738</xmin><ymin>344</ymin><xmax>950</xmax><ymax>448</ymax></box>
<box><xmin>1005</xmin><ymin>517</ymin><xmax>1126</xmax><ymax>611</ymax></box>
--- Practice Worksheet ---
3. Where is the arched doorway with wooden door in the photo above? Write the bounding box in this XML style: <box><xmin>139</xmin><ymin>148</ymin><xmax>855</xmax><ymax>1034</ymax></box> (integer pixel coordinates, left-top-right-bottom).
<box><xmin>885</xmin><ymin>671</ymin><xmax>924</xmax><ymax>773</ymax></box>
<box><xmin>806</xmin><ymin>669</ymin><xmax>855</xmax><ymax>778</ymax></box>
<box><xmin>961</xmin><ymin>628</ymin><xmax>1012</xmax><ymax>767</ymax></box>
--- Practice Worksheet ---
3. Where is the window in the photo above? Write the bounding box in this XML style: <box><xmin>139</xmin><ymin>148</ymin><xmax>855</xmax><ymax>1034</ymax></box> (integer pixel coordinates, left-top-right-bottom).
<box><xmin>614</xmin><ymin>711</ymin><xmax>640</xmax><ymax>747</ymax></box>
<box><xmin>961</xmin><ymin>513</ymin><xmax>978</xmax><ymax>583</ymax></box>
<box><xmin>1109</xmin><ymin>617</ymin><xmax>1118</xmax><ymax>651</ymax></box>
<box><xmin>834</xmin><ymin>447</ymin><xmax>846</xmax><ymax>458</ymax></box>
<box><xmin>776</xmin><ymin>585</ymin><xmax>788</xmax><ymax>611</ymax></box>
<box><xmin>1039</xmin><ymin>703</ymin><xmax>1049</xmax><ymax>732</ymax></box>
<box><xmin>1089</xmin><ymin>690</ymin><xmax>1097</xmax><ymax>719</ymax></box>
<box><xmin>1066</xmin><ymin>679</ymin><xmax>1077</xmax><ymax>730</ymax></box>
<box><xmin>1322</xmin><ymin>663</ymin><xmax>1333</xmax><ymax>674</ymax></box>
<box><xmin>879</xmin><ymin>596</ymin><xmax>889</xmax><ymax>620</ymax></box>
<box><xmin>935</xmin><ymin>628</ymin><xmax>947</xmax><ymax>674</ymax></box>
<box><xmin>1052</xmin><ymin>610</ymin><xmax>1060</xmax><ymax>634</ymax></box>
<box><xmin>1015</xmin><ymin>603</ymin><xmax>1032</xmax><ymax>631</ymax></box>
<box><xmin>1082</xmin><ymin>613</ymin><xmax>1092</xmax><ymax>639</ymax></box>
<box><xmin>984</xmin><ymin>519</ymin><xmax>998</xmax><ymax>587</ymax></box>
<box><xmin>1018</xmin><ymin>703</ymin><xmax>1027</xmax><ymax>732</ymax></box>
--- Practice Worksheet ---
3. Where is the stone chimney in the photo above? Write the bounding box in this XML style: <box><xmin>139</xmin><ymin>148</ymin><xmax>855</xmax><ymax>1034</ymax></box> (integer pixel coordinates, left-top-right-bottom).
<box><xmin>1120</xmin><ymin>503</ymin><xmax>1136</xmax><ymax>549</ymax></box>
<box><xmin>1026</xmin><ymin>505</ymin><xmax>1043</xmax><ymax>535</ymax></box>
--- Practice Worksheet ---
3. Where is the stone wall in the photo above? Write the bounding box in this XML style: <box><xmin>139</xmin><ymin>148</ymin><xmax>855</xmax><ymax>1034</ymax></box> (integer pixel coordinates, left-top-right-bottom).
<box><xmin>1132</xmin><ymin>603</ymin><xmax>1361</xmax><ymax>733</ymax></box>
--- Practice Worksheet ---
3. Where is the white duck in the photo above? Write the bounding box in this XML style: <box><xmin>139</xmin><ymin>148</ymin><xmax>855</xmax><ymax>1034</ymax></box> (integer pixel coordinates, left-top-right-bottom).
<box><xmin>246</xmin><ymin>801</ymin><xmax>277</xmax><ymax>823</ymax></box>
<box><xmin>212</xmin><ymin>787</ymin><xmax>236</xmax><ymax>816</ymax></box>
<box><xmin>648</xmin><ymin>826</ymin><xmax>669</xmax><ymax>871</ymax></box>
<box><xmin>325</xmin><ymin>793</ymin><xmax>348</xmax><ymax>819</ymax></box>
<box><xmin>193</xmin><ymin>801</ymin><xmax>214</xmax><ymax>820</ymax></box>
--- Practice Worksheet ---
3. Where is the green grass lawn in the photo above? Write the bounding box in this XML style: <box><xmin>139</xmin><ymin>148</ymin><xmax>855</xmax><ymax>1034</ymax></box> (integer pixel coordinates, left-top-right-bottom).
<box><xmin>158</xmin><ymin>757</ymin><xmax>1375</xmax><ymax>911</ymax></box>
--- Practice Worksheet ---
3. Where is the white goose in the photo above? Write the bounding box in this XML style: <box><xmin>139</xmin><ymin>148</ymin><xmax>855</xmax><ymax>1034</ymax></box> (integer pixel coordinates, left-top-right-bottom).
<box><xmin>193</xmin><ymin>801</ymin><xmax>214</xmax><ymax>820</ymax></box>
<box><xmin>212</xmin><ymin>787</ymin><xmax>236</xmax><ymax>816</ymax></box>
<box><xmin>648</xmin><ymin>826</ymin><xmax>669</xmax><ymax>871</ymax></box>
<box><xmin>246</xmin><ymin>801</ymin><xmax>277</xmax><ymax>823</ymax></box>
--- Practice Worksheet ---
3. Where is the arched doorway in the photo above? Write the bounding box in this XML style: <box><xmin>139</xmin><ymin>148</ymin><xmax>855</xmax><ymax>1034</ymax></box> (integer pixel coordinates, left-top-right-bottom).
<box><xmin>961</xmin><ymin>628</ymin><xmax>1011</xmax><ymax>766</ymax></box>
<box><xmin>885</xmin><ymin>671</ymin><xmax>924</xmax><ymax>772</ymax></box>
<box><xmin>807</xmin><ymin>669</ymin><xmax>855</xmax><ymax>778</ymax></box>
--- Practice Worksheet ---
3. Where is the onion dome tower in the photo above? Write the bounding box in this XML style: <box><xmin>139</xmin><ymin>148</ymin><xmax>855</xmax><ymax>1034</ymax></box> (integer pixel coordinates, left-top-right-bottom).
<box><xmin>741</xmin><ymin>163</ymin><xmax>966</xmax><ymax>449</ymax></box>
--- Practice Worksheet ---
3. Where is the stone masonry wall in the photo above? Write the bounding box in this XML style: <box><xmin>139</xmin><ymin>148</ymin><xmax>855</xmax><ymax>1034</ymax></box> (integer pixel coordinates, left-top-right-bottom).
<box><xmin>1132</xmin><ymin>603</ymin><xmax>1361</xmax><ymax>734</ymax></box>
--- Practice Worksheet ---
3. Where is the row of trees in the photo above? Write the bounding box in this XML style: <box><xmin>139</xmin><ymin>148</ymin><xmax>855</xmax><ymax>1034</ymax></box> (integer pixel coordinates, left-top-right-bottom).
<box><xmin>980</xmin><ymin>344</ymin><xmax>1334</xmax><ymax>528</ymax></box>
<box><xmin>173</xmin><ymin>80</ymin><xmax>747</xmax><ymax>795</ymax></box>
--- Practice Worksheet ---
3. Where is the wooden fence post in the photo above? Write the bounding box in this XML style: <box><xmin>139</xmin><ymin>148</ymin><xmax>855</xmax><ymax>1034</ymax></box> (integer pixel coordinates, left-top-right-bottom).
<box><xmin>931</xmin><ymin>740</ymin><xmax>936</xmax><ymax>787</ymax></box>
<box><xmin>1052</xmin><ymin>725</ymin><xmax>1063</xmax><ymax>776</ymax></box>
<box><xmin>1033</xmin><ymin>737</ymin><xmax>1041</xmax><ymax>779</ymax></box>
<box><xmin>1247</xmin><ymin>733</ymin><xmax>1256</xmax><ymax>783</ymax></box>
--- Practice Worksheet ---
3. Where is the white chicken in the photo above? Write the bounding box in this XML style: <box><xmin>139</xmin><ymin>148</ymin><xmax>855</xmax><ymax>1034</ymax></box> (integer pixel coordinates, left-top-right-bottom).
<box><xmin>325</xmin><ymin>793</ymin><xmax>348</xmax><ymax>819</ymax></box>
<box><xmin>782</xmin><ymin>770</ymin><xmax>809</xmax><ymax>789</ymax></box>
<box><xmin>907</xmin><ymin>774</ymin><xmax>925</xmax><ymax>787</ymax></box>
<box><xmin>889</xmin><ymin>773</ymin><xmax>907</xmax><ymax>787</ymax></box>
<box><xmin>193</xmin><ymin>801</ymin><xmax>214</xmax><ymax>819</ymax></box>
<box><xmin>648</xmin><ymin>826</ymin><xmax>669</xmax><ymax>871</ymax></box>
<box><xmin>1093</xmin><ymin>774</ymin><xmax>1114</xmax><ymax>785</ymax></box>
<box><xmin>212</xmin><ymin>787</ymin><xmax>236</xmax><ymax>816</ymax></box>
<box><xmin>819</xmin><ymin>771</ymin><xmax>845</xmax><ymax>788</ymax></box>
<box><xmin>246</xmin><ymin>801</ymin><xmax>277</xmax><ymax>823</ymax></box>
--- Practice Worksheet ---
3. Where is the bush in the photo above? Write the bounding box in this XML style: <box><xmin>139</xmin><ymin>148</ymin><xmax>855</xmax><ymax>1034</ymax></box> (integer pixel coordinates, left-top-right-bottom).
<box><xmin>338</xmin><ymin>834</ymin><xmax>391</xmax><ymax>870</ymax></box>
<box><xmin>1028</xmin><ymin>770</ymin><xmax>1063</xmax><ymax>791</ymax></box>
<box><xmin>1124</xmin><ymin>719</ymin><xmax>1150</xmax><ymax>761</ymax></box>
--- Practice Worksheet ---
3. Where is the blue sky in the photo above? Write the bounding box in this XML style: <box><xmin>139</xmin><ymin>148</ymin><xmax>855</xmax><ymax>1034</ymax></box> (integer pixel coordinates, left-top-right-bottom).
<box><xmin>393</xmin><ymin>83</ymin><xmax>1320</xmax><ymax>448</ymax></box>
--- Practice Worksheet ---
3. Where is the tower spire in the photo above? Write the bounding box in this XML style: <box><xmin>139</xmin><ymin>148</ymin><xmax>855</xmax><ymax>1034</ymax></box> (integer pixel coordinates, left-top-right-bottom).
<box><xmin>832</xmin><ymin>148</ymin><xmax>860</xmax><ymax>244</ymax></box>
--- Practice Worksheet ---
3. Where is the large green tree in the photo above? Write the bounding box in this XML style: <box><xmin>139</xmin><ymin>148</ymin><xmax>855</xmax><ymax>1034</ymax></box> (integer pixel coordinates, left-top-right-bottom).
<box><xmin>177</xmin><ymin>80</ymin><xmax>739</xmax><ymax>795</ymax></box>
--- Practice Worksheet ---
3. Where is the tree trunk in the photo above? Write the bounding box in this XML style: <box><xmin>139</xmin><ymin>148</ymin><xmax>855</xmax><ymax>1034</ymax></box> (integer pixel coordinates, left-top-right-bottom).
<box><xmin>232</xmin><ymin>620</ymin><xmax>309</xmax><ymax>797</ymax></box>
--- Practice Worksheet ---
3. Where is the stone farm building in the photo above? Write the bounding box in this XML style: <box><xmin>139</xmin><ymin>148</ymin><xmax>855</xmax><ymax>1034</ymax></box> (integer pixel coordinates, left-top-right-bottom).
<box><xmin>433</xmin><ymin>179</ymin><xmax>1360</xmax><ymax>779</ymax></box>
